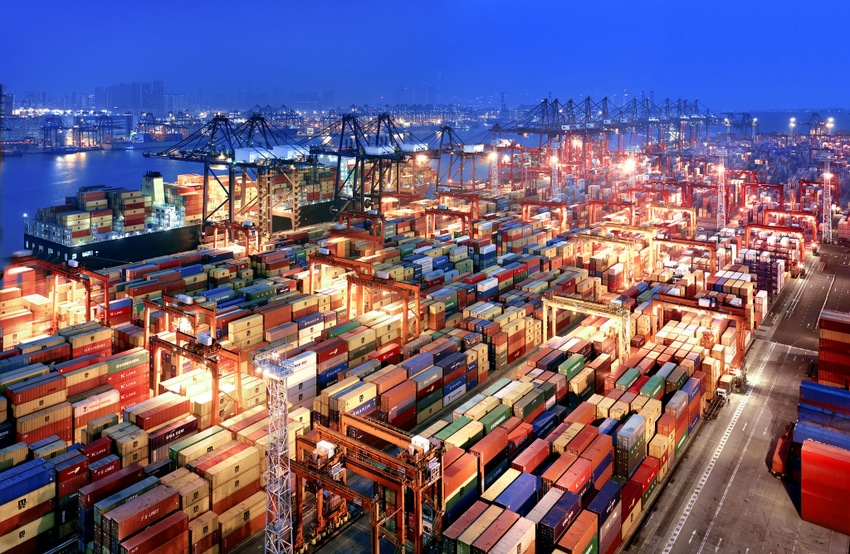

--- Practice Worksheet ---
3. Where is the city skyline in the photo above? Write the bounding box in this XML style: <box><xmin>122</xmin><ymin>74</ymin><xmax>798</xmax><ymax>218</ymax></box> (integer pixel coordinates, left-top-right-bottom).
<box><xmin>4</xmin><ymin>1</ymin><xmax>850</xmax><ymax>112</ymax></box>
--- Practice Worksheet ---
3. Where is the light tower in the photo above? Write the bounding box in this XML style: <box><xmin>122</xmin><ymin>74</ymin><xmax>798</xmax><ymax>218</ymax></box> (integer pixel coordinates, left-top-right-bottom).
<box><xmin>823</xmin><ymin>168</ymin><xmax>833</xmax><ymax>244</ymax></box>
<box><xmin>253</xmin><ymin>350</ymin><xmax>296</xmax><ymax>554</ymax></box>
<box><xmin>716</xmin><ymin>154</ymin><xmax>727</xmax><ymax>231</ymax></box>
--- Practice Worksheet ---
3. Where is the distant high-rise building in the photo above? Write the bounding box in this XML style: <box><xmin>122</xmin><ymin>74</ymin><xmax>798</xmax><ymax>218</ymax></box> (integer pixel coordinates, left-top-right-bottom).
<box><xmin>153</xmin><ymin>80</ymin><xmax>165</xmax><ymax>116</ymax></box>
<box><xmin>0</xmin><ymin>84</ymin><xmax>13</xmax><ymax>116</ymax></box>
<box><xmin>141</xmin><ymin>83</ymin><xmax>153</xmax><ymax>114</ymax></box>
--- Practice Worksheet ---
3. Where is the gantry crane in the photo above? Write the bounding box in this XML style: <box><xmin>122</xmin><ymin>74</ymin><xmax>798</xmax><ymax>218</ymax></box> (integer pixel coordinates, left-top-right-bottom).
<box><xmin>647</xmin><ymin>204</ymin><xmax>697</xmax><ymax>237</ymax></box>
<box><xmin>423</xmin><ymin>208</ymin><xmax>473</xmax><ymax>239</ymax></box>
<box><xmin>293</xmin><ymin>413</ymin><xmax>443</xmax><ymax>554</ymax></box>
<box><xmin>328</xmin><ymin>211</ymin><xmax>387</xmax><ymax>246</ymax></box>
<box><xmin>763</xmin><ymin>210</ymin><xmax>819</xmax><ymax>243</ymax></box>
<box><xmin>308</xmin><ymin>251</ymin><xmax>373</xmax><ymax>295</ymax></box>
<box><xmin>346</xmin><ymin>274</ymin><xmax>421</xmax><ymax>345</ymax></box>
<box><xmin>541</xmin><ymin>294</ymin><xmax>632</xmax><ymax>366</ymax></box>
<box><xmin>148</xmin><ymin>334</ymin><xmax>243</xmax><ymax>426</ymax></box>
<box><xmin>519</xmin><ymin>199</ymin><xmax>572</xmax><ymax>233</ymax></box>
<box><xmin>587</xmin><ymin>200</ymin><xmax>634</xmax><ymax>225</ymax></box>
<box><xmin>252</xmin><ymin>350</ymin><xmax>296</xmax><ymax>554</ymax></box>
<box><xmin>654</xmin><ymin>238</ymin><xmax>719</xmax><ymax>276</ymax></box>
<box><xmin>652</xmin><ymin>295</ymin><xmax>749</xmax><ymax>371</ymax></box>
<box><xmin>141</xmin><ymin>294</ymin><xmax>217</xmax><ymax>349</ymax></box>
<box><xmin>741</xmin><ymin>182</ymin><xmax>785</xmax><ymax>209</ymax></box>
<box><xmin>823</xmin><ymin>170</ymin><xmax>835</xmax><ymax>244</ymax></box>
<box><xmin>745</xmin><ymin>224</ymin><xmax>806</xmax><ymax>262</ymax></box>
<box><xmin>436</xmin><ymin>190</ymin><xmax>480</xmax><ymax>221</ymax></box>
<box><xmin>8</xmin><ymin>256</ymin><xmax>111</xmax><ymax>330</ymax></box>
<box><xmin>570</xmin><ymin>232</ymin><xmax>643</xmax><ymax>290</ymax></box>
<box><xmin>204</xmin><ymin>220</ymin><xmax>261</xmax><ymax>255</ymax></box>
<box><xmin>598</xmin><ymin>223</ymin><xmax>657</xmax><ymax>270</ymax></box>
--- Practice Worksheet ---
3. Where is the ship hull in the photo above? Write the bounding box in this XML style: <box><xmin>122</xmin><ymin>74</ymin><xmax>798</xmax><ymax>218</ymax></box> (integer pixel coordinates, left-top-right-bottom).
<box><xmin>24</xmin><ymin>225</ymin><xmax>202</xmax><ymax>270</ymax></box>
<box><xmin>273</xmin><ymin>200</ymin><xmax>336</xmax><ymax>231</ymax></box>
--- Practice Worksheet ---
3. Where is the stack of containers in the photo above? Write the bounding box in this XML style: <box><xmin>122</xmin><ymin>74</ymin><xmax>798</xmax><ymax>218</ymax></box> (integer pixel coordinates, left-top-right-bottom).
<box><xmin>800</xmin><ymin>440</ymin><xmax>850</xmax><ymax>535</ymax></box>
<box><xmin>0</xmin><ymin>458</ymin><xmax>56</xmax><ymax>552</ymax></box>
<box><xmin>817</xmin><ymin>309</ymin><xmax>850</xmax><ymax>389</ymax></box>
<box><xmin>615</xmin><ymin>414</ymin><xmax>646</xmax><ymax>479</ymax></box>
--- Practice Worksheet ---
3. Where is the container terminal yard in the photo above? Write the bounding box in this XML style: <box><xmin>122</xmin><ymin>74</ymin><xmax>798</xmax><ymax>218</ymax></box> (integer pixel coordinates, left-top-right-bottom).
<box><xmin>1</xmin><ymin>98</ymin><xmax>850</xmax><ymax>554</ymax></box>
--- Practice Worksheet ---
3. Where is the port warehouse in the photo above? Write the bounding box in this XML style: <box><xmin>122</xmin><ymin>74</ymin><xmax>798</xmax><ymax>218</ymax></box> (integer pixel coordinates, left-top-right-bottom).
<box><xmin>0</xmin><ymin>154</ymin><xmax>848</xmax><ymax>549</ymax></box>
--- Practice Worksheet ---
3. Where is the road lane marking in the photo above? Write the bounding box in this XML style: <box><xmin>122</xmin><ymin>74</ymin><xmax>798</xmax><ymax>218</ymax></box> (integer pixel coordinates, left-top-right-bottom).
<box><xmin>689</xmin><ymin>530</ymin><xmax>696</xmax><ymax>544</ymax></box>
<box><xmin>695</xmin><ymin>344</ymin><xmax>787</xmax><ymax>554</ymax></box>
<box><xmin>662</xmin><ymin>341</ymin><xmax>777</xmax><ymax>554</ymax></box>
<box><xmin>715</xmin><ymin>537</ymin><xmax>723</xmax><ymax>552</ymax></box>
<box><xmin>742</xmin><ymin>422</ymin><xmax>747</xmax><ymax>432</ymax></box>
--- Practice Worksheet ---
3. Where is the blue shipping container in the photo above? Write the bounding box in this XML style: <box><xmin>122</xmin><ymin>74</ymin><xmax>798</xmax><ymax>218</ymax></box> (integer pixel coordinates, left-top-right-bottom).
<box><xmin>587</xmin><ymin>479</ymin><xmax>622</xmax><ymax>524</ymax></box>
<box><xmin>494</xmin><ymin>472</ymin><xmax>539</xmax><ymax>516</ymax></box>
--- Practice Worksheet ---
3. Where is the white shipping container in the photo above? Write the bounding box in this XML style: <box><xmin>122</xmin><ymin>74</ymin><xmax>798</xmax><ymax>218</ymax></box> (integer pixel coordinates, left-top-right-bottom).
<box><xmin>73</xmin><ymin>389</ymin><xmax>121</xmax><ymax>419</ymax></box>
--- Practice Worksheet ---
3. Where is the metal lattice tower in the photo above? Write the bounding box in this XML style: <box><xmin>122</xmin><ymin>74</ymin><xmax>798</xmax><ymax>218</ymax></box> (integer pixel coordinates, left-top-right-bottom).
<box><xmin>716</xmin><ymin>154</ymin><xmax>727</xmax><ymax>231</ymax></box>
<box><xmin>823</xmin><ymin>165</ymin><xmax>833</xmax><ymax>244</ymax></box>
<box><xmin>254</xmin><ymin>351</ymin><xmax>295</xmax><ymax>554</ymax></box>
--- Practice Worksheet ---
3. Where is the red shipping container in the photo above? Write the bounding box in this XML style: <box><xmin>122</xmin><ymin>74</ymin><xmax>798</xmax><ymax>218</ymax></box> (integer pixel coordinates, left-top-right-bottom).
<box><xmin>79</xmin><ymin>463</ymin><xmax>145</xmax><ymax>508</ymax></box>
<box><xmin>112</xmin><ymin>372</ymin><xmax>149</xmax><ymax>396</ymax></box>
<box><xmin>313</xmin><ymin>338</ymin><xmax>348</xmax><ymax>364</ymax></box>
<box><xmin>80</xmin><ymin>438</ymin><xmax>112</xmax><ymax>464</ymax></box>
<box><xmin>580</xmin><ymin>434</ymin><xmax>614</xmax><ymax>470</ymax></box>
<box><xmin>135</xmin><ymin>398</ymin><xmax>189</xmax><ymax>430</ymax></box>
<box><xmin>58</xmin><ymin>471</ymin><xmax>90</xmax><ymax>498</ymax></box>
<box><xmin>72</xmin><ymin>338</ymin><xmax>112</xmax><ymax>358</ymax></box>
<box><xmin>469</xmin><ymin>427</ymin><xmax>508</xmax><ymax>468</ymax></box>
<box><xmin>630</xmin><ymin>456</ymin><xmax>660</xmax><ymax>495</ymax></box>
<box><xmin>6</xmin><ymin>373</ymin><xmax>67</xmax><ymax>405</ymax></box>
<box><xmin>511</xmin><ymin>438</ymin><xmax>550</xmax><ymax>473</ymax></box>
<box><xmin>211</xmin><ymin>479</ymin><xmax>261</xmax><ymax>515</ymax></box>
<box><xmin>557</xmin><ymin>509</ymin><xmax>598</xmax><ymax>553</ymax></box>
<box><xmin>221</xmin><ymin>512</ymin><xmax>264</xmax><ymax>554</ymax></box>
<box><xmin>565</xmin><ymin>402</ymin><xmax>596</xmax><ymax>426</ymax></box>
<box><xmin>507</xmin><ymin>422</ymin><xmax>534</xmax><ymax>456</ymax></box>
<box><xmin>542</xmin><ymin>451</ymin><xmax>578</xmax><ymax>491</ymax></box>
<box><xmin>25</xmin><ymin>343</ymin><xmax>72</xmax><ymax>366</ymax></box>
<box><xmin>555</xmin><ymin>457</ymin><xmax>592</xmax><ymax>495</ymax></box>
<box><xmin>91</xmin><ymin>456</ymin><xmax>121</xmax><ymax>481</ymax></box>
<box><xmin>567</xmin><ymin>426</ymin><xmax>600</xmax><ymax>457</ymax></box>
<box><xmin>444</xmin><ymin>453</ymin><xmax>478</xmax><ymax>496</ymax></box>
<box><xmin>0</xmin><ymin>498</ymin><xmax>55</xmax><ymax>537</ymax></box>
<box><xmin>620</xmin><ymin>481</ymin><xmax>643</xmax><ymax>524</ymax></box>
<box><xmin>499</xmin><ymin>416</ymin><xmax>522</xmax><ymax>434</ymax></box>
<box><xmin>120</xmin><ymin>511</ymin><xmax>189</xmax><ymax>554</ymax></box>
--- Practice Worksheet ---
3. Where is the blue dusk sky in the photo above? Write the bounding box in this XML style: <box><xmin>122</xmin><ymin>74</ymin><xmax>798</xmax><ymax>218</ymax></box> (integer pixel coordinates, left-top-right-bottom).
<box><xmin>2</xmin><ymin>0</ymin><xmax>848</xmax><ymax>110</ymax></box>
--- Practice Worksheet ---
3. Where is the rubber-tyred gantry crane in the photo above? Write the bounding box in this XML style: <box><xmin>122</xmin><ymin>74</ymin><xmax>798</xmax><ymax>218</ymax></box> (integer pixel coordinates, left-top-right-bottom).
<box><xmin>647</xmin><ymin>204</ymin><xmax>697</xmax><ymax>237</ymax></box>
<box><xmin>148</xmin><ymin>333</ymin><xmax>243</xmax><ymax>426</ymax></box>
<box><xmin>293</xmin><ymin>412</ymin><xmax>444</xmax><ymax>554</ymax></box>
<box><xmin>8</xmin><ymin>256</ymin><xmax>111</xmax><ymax>331</ymax></box>
<box><xmin>346</xmin><ymin>274</ymin><xmax>421</xmax><ymax>345</ymax></box>
<box><xmin>541</xmin><ymin>294</ymin><xmax>632</xmax><ymax>366</ymax></box>
<box><xmin>424</xmin><ymin>207</ymin><xmax>473</xmax><ymax>239</ymax></box>
<box><xmin>308</xmin><ymin>251</ymin><xmax>373</xmax><ymax>295</ymax></box>
<box><xmin>745</xmin><ymin>224</ymin><xmax>806</xmax><ymax>262</ymax></box>
<box><xmin>519</xmin><ymin>199</ymin><xmax>572</xmax><ymax>233</ymax></box>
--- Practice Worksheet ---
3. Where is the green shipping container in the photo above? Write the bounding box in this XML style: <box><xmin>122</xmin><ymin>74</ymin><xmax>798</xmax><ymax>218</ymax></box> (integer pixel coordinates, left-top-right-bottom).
<box><xmin>482</xmin><ymin>378</ymin><xmax>511</xmax><ymax>397</ymax></box>
<box><xmin>640</xmin><ymin>375</ymin><xmax>665</xmax><ymax>399</ymax></box>
<box><xmin>435</xmin><ymin>417</ymin><xmax>472</xmax><ymax>442</ymax></box>
<box><xmin>558</xmin><ymin>354</ymin><xmax>586</xmax><ymax>381</ymax></box>
<box><xmin>616</xmin><ymin>368</ymin><xmax>641</xmax><ymax>391</ymax></box>
<box><xmin>665</xmin><ymin>367</ymin><xmax>688</xmax><ymax>393</ymax></box>
<box><xmin>479</xmin><ymin>404</ymin><xmax>511</xmax><ymax>434</ymax></box>
<box><xmin>513</xmin><ymin>389</ymin><xmax>544</xmax><ymax>420</ymax></box>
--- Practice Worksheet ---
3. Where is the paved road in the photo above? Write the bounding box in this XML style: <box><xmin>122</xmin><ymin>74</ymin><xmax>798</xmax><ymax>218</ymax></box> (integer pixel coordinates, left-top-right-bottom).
<box><xmin>627</xmin><ymin>246</ymin><xmax>850</xmax><ymax>554</ymax></box>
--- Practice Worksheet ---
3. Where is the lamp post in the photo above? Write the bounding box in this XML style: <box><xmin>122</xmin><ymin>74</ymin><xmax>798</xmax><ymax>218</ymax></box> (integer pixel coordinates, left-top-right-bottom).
<box><xmin>826</xmin><ymin>117</ymin><xmax>835</xmax><ymax>136</ymax></box>
<box><xmin>789</xmin><ymin>117</ymin><xmax>796</xmax><ymax>145</ymax></box>
<box><xmin>752</xmin><ymin>118</ymin><xmax>758</xmax><ymax>141</ymax></box>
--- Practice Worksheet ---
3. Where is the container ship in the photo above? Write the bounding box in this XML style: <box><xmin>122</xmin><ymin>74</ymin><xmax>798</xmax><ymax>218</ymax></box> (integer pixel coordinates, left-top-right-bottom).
<box><xmin>0</xmin><ymin>129</ymin><xmax>848</xmax><ymax>554</ymax></box>
<box><xmin>23</xmin><ymin>168</ymin><xmax>339</xmax><ymax>269</ymax></box>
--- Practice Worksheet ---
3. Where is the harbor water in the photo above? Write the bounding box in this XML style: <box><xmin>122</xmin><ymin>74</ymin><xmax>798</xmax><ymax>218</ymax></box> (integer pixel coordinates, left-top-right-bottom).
<box><xmin>0</xmin><ymin>150</ymin><xmax>201</xmax><ymax>267</ymax></box>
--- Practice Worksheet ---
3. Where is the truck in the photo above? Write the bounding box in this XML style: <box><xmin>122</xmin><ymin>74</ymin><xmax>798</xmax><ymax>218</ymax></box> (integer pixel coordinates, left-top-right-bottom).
<box><xmin>770</xmin><ymin>423</ymin><xmax>794</xmax><ymax>479</ymax></box>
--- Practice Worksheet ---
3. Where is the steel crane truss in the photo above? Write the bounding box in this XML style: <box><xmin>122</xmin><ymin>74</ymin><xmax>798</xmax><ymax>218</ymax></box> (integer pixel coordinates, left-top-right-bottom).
<box><xmin>647</xmin><ymin>204</ymin><xmax>697</xmax><ymax>237</ymax></box>
<box><xmin>293</xmin><ymin>412</ymin><xmax>443</xmax><ymax>554</ymax></box>
<box><xmin>253</xmin><ymin>352</ymin><xmax>296</xmax><ymax>554</ymax></box>
<box><xmin>763</xmin><ymin>210</ymin><xmax>818</xmax><ymax>243</ymax></box>
<box><xmin>519</xmin><ymin>199</ymin><xmax>571</xmax><ymax>233</ymax></box>
<box><xmin>744</xmin><ymin>224</ymin><xmax>807</xmax><ymax>262</ymax></box>
<box><xmin>587</xmin><ymin>200</ymin><xmax>634</xmax><ymax>226</ymax></box>
<box><xmin>346</xmin><ymin>274</ymin><xmax>421</xmax><ymax>345</ymax></box>
<box><xmin>7</xmin><ymin>256</ymin><xmax>112</xmax><ymax>331</ymax></box>
<box><xmin>569</xmin><ymin>232</ymin><xmax>642</xmax><ymax>289</ymax></box>
<box><xmin>308</xmin><ymin>252</ymin><xmax>373</xmax><ymax>295</ymax></box>
<box><xmin>148</xmin><ymin>334</ymin><xmax>243</xmax><ymax>427</ymax></box>
<box><xmin>424</xmin><ymin>208</ymin><xmax>473</xmax><ymax>239</ymax></box>
<box><xmin>651</xmin><ymin>295</ymin><xmax>749</xmax><ymax>371</ymax></box>
<box><xmin>541</xmin><ymin>295</ymin><xmax>632</xmax><ymax>366</ymax></box>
